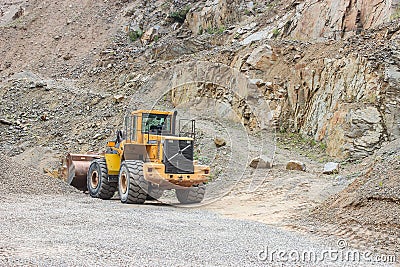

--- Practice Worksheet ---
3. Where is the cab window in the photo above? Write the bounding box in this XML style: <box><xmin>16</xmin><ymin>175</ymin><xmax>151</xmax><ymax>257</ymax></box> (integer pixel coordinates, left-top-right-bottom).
<box><xmin>142</xmin><ymin>113</ymin><xmax>171</xmax><ymax>134</ymax></box>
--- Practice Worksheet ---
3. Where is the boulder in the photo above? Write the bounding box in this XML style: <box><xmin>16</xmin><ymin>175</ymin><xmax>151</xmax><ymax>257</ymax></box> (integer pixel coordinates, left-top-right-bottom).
<box><xmin>113</xmin><ymin>94</ymin><xmax>125</xmax><ymax>103</ymax></box>
<box><xmin>249</xmin><ymin>156</ymin><xmax>273</xmax><ymax>169</ymax></box>
<box><xmin>214</xmin><ymin>137</ymin><xmax>226</xmax><ymax>148</ymax></box>
<box><xmin>323</xmin><ymin>162</ymin><xmax>340</xmax><ymax>175</ymax></box>
<box><xmin>246</xmin><ymin>44</ymin><xmax>278</xmax><ymax>71</ymax></box>
<box><xmin>141</xmin><ymin>27</ymin><xmax>158</xmax><ymax>45</ymax></box>
<box><xmin>286</xmin><ymin>160</ymin><xmax>306</xmax><ymax>171</ymax></box>
<box><xmin>35</xmin><ymin>81</ymin><xmax>47</xmax><ymax>88</ymax></box>
<box><xmin>249</xmin><ymin>79</ymin><xmax>265</xmax><ymax>88</ymax></box>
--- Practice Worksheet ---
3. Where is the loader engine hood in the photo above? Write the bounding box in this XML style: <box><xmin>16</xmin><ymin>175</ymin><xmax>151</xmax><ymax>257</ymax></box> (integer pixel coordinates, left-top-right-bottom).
<box><xmin>162</xmin><ymin>138</ymin><xmax>194</xmax><ymax>174</ymax></box>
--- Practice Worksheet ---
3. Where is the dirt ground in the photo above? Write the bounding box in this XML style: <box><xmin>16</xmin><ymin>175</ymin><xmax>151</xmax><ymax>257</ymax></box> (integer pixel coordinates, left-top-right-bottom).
<box><xmin>202</xmin><ymin>147</ymin><xmax>346</xmax><ymax>227</ymax></box>
<box><xmin>1</xmin><ymin>150</ymin><xmax>398</xmax><ymax>266</ymax></box>
<box><xmin>200</xmin><ymin>137</ymin><xmax>400</xmax><ymax>256</ymax></box>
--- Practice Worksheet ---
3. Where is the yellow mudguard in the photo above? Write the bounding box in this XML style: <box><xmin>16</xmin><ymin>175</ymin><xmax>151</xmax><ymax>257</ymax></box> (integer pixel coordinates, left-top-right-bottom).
<box><xmin>104</xmin><ymin>154</ymin><xmax>121</xmax><ymax>176</ymax></box>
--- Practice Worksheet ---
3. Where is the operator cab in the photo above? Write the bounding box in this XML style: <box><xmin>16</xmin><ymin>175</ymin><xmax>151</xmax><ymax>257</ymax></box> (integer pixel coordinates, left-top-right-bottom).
<box><xmin>142</xmin><ymin>113</ymin><xmax>172</xmax><ymax>136</ymax></box>
<box><xmin>122</xmin><ymin>110</ymin><xmax>195</xmax><ymax>145</ymax></box>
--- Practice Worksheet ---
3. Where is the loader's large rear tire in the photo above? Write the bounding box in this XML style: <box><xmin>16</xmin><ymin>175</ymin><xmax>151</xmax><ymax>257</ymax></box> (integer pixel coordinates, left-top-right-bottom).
<box><xmin>175</xmin><ymin>184</ymin><xmax>206</xmax><ymax>204</ymax></box>
<box><xmin>87</xmin><ymin>159</ymin><xmax>117</xmax><ymax>199</ymax></box>
<box><xmin>118</xmin><ymin>160</ymin><xmax>148</xmax><ymax>204</ymax></box>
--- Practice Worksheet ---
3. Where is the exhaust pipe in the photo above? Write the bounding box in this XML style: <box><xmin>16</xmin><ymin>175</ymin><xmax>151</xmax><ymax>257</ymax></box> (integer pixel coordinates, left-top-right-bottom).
<box><xmin>171</xmin><ymin>110</ymin><xmax>178</xmax><ymax>135</ymax></box>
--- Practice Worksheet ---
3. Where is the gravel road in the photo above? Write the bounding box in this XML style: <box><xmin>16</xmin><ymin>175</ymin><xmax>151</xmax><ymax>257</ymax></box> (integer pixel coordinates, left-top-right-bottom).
<box><xmin>0</xmin><ymin>155</ymin><xmax>395</xmax><ymax>266</ymax></box>
<box><xmin>0</xmin><ymin>193</ymin><xmax>388</xmax><ymax>267</ymax></box>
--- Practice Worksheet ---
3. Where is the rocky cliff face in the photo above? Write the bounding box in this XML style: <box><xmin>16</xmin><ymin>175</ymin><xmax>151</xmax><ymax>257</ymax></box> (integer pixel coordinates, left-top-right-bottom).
<box><xmin>286</xmin><ymin>0</ymin><xmax>397</xmax><ymax>40</ymax></box>
<box><xmin>185</xmin><ymin>0</ymin><xmax>400</xmax><ymax>159</ymax></box>
<box><xmin>0</xmin><ymin>0</ymin><xmax>399</xmax><ymax>160</ymax></box>
<box><xmin>289</xmin><ymin>55</ymin><xmax>391</xmax><ymax>159</ymax></box>
<box><xmin>233</xmin><ymin>32</ymin><xmax>400</xmax><ymax>159</ymax></box>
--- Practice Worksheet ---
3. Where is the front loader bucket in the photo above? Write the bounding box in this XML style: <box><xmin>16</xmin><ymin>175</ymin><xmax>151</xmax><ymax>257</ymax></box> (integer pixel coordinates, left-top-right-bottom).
<box><xmin>65</xmin><ymin>153</ymin><xmax>100</xmax><ymax>191</ymax></box>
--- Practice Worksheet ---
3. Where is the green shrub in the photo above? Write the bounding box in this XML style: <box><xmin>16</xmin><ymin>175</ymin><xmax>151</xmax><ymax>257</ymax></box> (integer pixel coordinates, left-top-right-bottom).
<box><xmin>128</xmin><ymin>29</ymin><xmax>143</xmax><ymax>42</ymax></box>
<box><xmin>272</xmin><ymin>28</ymin><xmax>280</xmax><ymax>38</ymax></box>
<box><xmin>170</xmin><ymin>5</ymin><xmax>190</xmax><ymax>23</ymax></box>
<box><xmin>277</xmin><ymin>131</ymin><xmax>331</xmax><ymax>162</ymax></box>
<box><xmin>391</xmin><ymin>6</ymin><xmax>400</xmax><ymax>20</ymax></box>
<box><xmin>205</xmin><ymin>25</ymin><xmax>226</xmax><ymax>35</ymax></box>
<box><xmin>217</xmin><ymin>26</ymin><xmax>226</xmax><ymax>34</ymax></box>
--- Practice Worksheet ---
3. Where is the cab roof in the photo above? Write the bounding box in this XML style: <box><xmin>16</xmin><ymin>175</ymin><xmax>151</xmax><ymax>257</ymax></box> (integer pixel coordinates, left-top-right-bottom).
<box><xmin>131</xmin><ymin>110</ymin><xmax>174</xmax><ymax>116</ymax></box>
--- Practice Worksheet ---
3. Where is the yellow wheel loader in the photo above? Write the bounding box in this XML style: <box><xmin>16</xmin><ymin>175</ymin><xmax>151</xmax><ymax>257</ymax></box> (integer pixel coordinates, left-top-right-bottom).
<box><xmin>65</xmin><ymin>110</ymin><xmax>210</xmax><ymax>204</ymax></box>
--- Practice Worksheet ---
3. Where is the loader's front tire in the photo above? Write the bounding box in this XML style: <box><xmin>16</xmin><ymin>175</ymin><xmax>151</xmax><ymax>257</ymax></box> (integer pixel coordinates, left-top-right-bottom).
<box><xmin>118</xmin><ymin>160</ymin><xmax>148</xmax><ymax>204</ymax></box>
<box><xmin>87</xmin><ymin>159</ymin><xmax>117</xmax><ymax>199</ymax></box>
<box><xmin>176</xmin><ymin>184</ymin><xmax>206</xmax><ymax>204</ymax></box>
<box><xmin>146</xmin><ymin>185</ymin><xmax>164</xmax><ymax>200</ymax></box>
